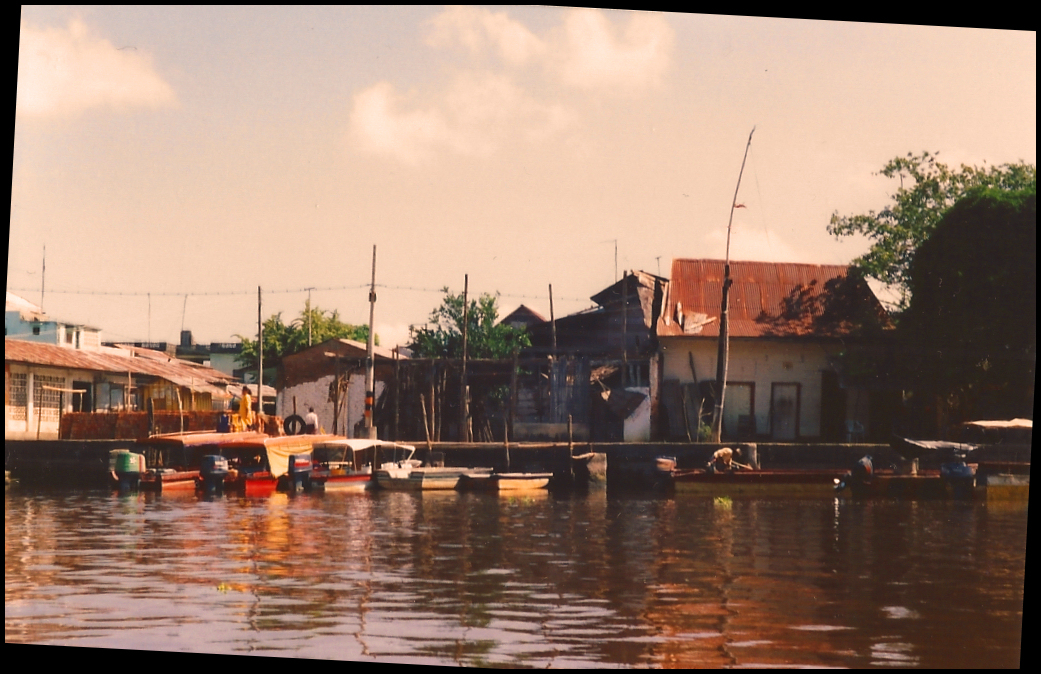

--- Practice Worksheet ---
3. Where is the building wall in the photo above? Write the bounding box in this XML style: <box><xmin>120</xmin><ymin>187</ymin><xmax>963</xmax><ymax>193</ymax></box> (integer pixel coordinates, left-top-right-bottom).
<box><xmin>5</xmin><ymin>313</ymin><xmax>101</xmax><ymax>350</ymax></box>
<box><xmin>659</xmin><ymin>337</ymin><xmax>866</xmax><ymax>440</ymax></box>
<box><xmin>5</xmin><ymin>363</ymin><xmax>134</xmax><ymax>439</ymax></box>
<box><xmin>277</xmin><ymin>373</ymin><xmax>386</xmax><ymax>437</ymax></box>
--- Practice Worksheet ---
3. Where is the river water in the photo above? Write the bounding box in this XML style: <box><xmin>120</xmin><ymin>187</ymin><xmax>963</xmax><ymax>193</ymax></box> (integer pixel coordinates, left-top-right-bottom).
<box><xmin>5</xmin><ymin>486</ymin><xmax>1026</xmax><ymax>667</ymax></box>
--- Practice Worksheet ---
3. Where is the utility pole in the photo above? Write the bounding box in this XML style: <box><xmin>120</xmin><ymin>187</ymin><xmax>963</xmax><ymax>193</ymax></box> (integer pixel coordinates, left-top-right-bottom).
<box><xmin>711</xmin><ymin>126</ymin><xmax>755</xmax><ymax>443</ymax></box>
<box><xmin>257</xmin><ymin>285</ymin><xmax>263</xmax><ymax>429</ymax></box>
<box><xmin>364</xmin><ymin>246</ymin><xmax>377</xmax><ymax>439</ymax></box>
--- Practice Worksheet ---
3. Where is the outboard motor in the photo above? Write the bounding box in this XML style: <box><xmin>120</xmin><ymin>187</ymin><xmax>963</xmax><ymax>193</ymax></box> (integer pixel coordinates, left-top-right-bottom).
<box><xmin>835</xmin><ymin>454</ymin><xmax>873</xmax><ymax>495</ymax></box>
<box><xmin>113</xmin><ymin>450</ymin><xmax>146</xmax><ymax>492</ymax></box>
<box><xmin>200</xmin><ymin>454</ymin><xmax>230</xmax><ymax>495</ymax></box>
<box><xmin>286</xmin><ymin>453</ymin><xmax>313</xmax><ymax>493</ymax></box>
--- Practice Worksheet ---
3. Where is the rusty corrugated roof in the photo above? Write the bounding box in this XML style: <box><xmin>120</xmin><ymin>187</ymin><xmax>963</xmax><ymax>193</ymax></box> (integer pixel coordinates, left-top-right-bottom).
<box><xmin>5</xmin><ymin>338</ymin><xmax>236</xmax><ymax>396</ymax></box>
<box><xmin>657</xmin><ymin>259</ymin><xmax>890</xmax><ymax>339</ymax></box>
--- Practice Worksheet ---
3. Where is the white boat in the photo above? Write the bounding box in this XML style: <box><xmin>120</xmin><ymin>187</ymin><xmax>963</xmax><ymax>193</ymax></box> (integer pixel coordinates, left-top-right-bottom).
<box><xmin>310</xmin><ymin>438</ymin><xmax>416</xmax><ymax>491</ymax></box>
<box><xmin>375</xmin><ymin>459</ymin><xmax>493</xmax><ymax>491</ymax></box>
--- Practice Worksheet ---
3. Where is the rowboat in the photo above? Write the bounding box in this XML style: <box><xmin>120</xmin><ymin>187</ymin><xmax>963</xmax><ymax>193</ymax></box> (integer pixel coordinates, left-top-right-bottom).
<box><xmin>375</xmin><ymin>460</ymin><xmax>494</xmax><ymax>491</ymax></box>
<box><xmin>309</xmin><ymin>438</ymin><xmax>416</xmax><ymax>491</ymax></box>
<box><xmin>456</xmin><ymin>471</ymin><xmax>553</xmax><ymax>492</ymax></box>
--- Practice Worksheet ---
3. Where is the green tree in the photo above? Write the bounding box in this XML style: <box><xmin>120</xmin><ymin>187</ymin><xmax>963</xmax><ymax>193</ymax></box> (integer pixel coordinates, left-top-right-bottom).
<box><xmin>237</xmin><ymin>302</ymin><xmax>375</xmax><ymax>370</ymax></box>
<box><xmin>900</xmin><ymin>184</ymin><xmax>1035</xmax><ymax>422</ymax></box>
<box><xmin>409</xmin><ymin>288</ymin><xmax>530</xmax><ymax>359</ymax></box>
<box><xmin>829</xmin><ymin>152</ymin><xmax>1036</xmax><ymax>310</ymax></box>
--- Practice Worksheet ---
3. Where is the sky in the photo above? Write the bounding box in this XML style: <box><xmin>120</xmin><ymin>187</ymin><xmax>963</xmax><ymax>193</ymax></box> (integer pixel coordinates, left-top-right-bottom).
<box><xmin>10</xmin><ymin>8</ymin><xmax>1036</xmax><ymax>350</ymax></box>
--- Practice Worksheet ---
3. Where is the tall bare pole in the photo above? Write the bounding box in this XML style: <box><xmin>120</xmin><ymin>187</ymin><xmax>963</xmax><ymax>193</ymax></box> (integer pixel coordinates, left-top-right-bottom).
<box><xmin>257</xmin><ymin>285</ymin><xmax>263</xmax><ymax>429</ymax></box>
<box><xmin>711</xmin><ymin>126</ymin><xmax>755</xmax><ymax>443</ymax></box>
<box><xmin>41</xmin><ymin>245</ymin><xmax>46</xmax><ymax>309</ymax></box>
<box><xmin>365</xmin><ymin>245</ymin><xmax>377</xmax><ymax>439</ymax></box>
<box><xmin>549</xmin><ymin>284</ymin><xmax>556</xmax><ymax>358</ymax></box>
<box><xmin>460</xmin><ymin>274</ymin><xmax>469</xmax><ymax>442</ymax></box>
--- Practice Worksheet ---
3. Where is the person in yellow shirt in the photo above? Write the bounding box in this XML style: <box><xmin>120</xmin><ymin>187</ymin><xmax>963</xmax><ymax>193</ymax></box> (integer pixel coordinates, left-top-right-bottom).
<box><xmin>239</xmin><ymin>386</ymin><xmax>255</xmax><ymax>430</ymax></box>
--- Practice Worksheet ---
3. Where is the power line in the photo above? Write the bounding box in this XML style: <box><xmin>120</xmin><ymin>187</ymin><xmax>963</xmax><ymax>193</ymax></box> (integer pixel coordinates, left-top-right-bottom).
<box><xmin>8</xmin><ymin>284</ymin><xmax>591</xmax><ymax>304</ymax></box>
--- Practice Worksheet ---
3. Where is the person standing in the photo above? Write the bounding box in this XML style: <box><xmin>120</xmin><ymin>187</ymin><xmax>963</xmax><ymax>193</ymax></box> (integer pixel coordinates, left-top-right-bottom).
<box><xmin>239</xmin><ymin>386</ymin><xmax>255</xmax><ymax>430</ymax></box>
<box><xmin>305</xmin><ymin>407</ymin><xmax>319</xmax><ymax>435</ymax></box>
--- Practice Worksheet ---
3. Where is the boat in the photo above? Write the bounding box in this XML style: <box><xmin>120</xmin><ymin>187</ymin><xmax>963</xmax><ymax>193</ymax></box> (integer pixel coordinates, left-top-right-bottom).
<box><xmin>456</xmin><ymin>471</ymin><xmax>553</xmax><ymax>492</ymax></box>
<box><xmin>673</xmin><ymin>466</ymin><xmax>847</xmax><ymax>497</ymax></box>
<box><xmin>834</xmin><ymin>441</ymin><xmax>1029</xmax><ymax>501</ymax></box>
<box><xmin>375</xmin><ymin>454</ymin><xmax>493</xmax><ymax>491</ymax></box>
<box><xmin>111</xmin><ymin>430</ymin><xmax>267</xmax><ymax>493</ymax></box>
<box><xmin>309</xmin><ymin>438</ymin><xmax>416</xmax><ymax>491</ymax></box>
<box><xmin>217</xmin><ymin>434</ymin><xmax>339</xmax><ymax>496</ymax></box>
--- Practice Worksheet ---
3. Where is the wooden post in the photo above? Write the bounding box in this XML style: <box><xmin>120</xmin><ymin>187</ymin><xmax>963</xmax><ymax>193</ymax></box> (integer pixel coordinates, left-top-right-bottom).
<box><xmin>420</xmin><ymin>393</ymin><xmax>432</xmax><ymax>453</ymax></box>
<box><xmin>509</xmin><ymin>349</ymin><xmax>519</xmax><ymax>441</ymax></box>
<box><xmin>504</xmin><ymin>417</ymin><xmax>510</xmax><ymax>471</ymax></box>
<box><xmin>393</xmin><ymin>349</ymin><xmax>400</xmax><ymax>441</ymax></box>
<box><xmin>460</xmin><ymin>274</ymin><xmax>469</xmax><ymax>442</ymax></box>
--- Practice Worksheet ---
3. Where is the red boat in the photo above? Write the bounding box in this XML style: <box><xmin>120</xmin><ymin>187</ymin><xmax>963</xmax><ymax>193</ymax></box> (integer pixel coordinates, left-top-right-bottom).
<box><xmin>218</xmin><ymin>434</ymin><xmax>339</xmax><ymax>496</ymax></box>
<box><xmin>111</xmin><ymin>430</ymin><xmax>267</xmax><ymax>492</ymax></box>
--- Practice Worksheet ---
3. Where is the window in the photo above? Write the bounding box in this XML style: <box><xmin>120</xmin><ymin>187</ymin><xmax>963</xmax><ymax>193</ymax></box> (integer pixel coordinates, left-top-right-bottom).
<box><xmin>33</xmin><ymin>374</ymin><xmax>65</xmax><ymax>422</ymax></box>
<box><xmin>9</xmin><ymin>372</ymin><xmax>27</xmax><ymax>421</ymax></box>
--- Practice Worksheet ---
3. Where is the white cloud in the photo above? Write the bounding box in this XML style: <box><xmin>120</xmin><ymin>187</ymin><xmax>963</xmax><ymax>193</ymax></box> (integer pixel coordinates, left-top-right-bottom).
<box><xmin>702</xmin><ymin>223</ymin><xmax>815</xmax><ymax>264</ymax></box>
<box><xmin>348</xmin><ymin>8</ymin><xmax>672</xmax><ymax>164</ymax></box>
<box><xmin>426</xmin><ymin>5</ymin><xmax>546</xmax><ymax>67</ymax></box>
<box><xmin>555</xmin><ymin>9</ymin><xmax>674</xmax><ymax>91</ymax></box>
<box><xmin>17</xmin><ymin>19</ymin><xmax>176</xmax><ymax>118</ymax></box>
<box><xmin>348</xmin><ymin>74</ymin><xmax>577</xmax><ymax>165</ymax></box>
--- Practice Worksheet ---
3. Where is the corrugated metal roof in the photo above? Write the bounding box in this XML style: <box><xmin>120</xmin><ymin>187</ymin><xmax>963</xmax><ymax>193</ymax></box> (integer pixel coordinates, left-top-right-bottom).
<box><xmin>5</xmin><ymin>338</ymin><xmax>236</xmax><ymax>396</ymax></box>
<box><xmin>657</xmin><ymin>259</ymin><xmax>890</xmax><ymax>339</ymax></box>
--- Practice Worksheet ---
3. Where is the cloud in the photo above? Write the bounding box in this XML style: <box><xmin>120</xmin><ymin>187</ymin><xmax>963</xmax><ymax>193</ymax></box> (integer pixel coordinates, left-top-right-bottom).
<box><xmin>556</xmin><ymin>9</ymin><xmax>674</xmax><ymax>91</ymax></box>
<box><xmin>348</xmin><ymin>8</ymin><xmax>673</xmax><ymax>165</ymax></box>
<box><xmin>426</xmin><ymin>5</ymin><xmax>546</xmax><ymax>67</ymax></box>
<box><xmin>349</xmin><ymin>74</ymin><xmax>576</xmax><ymax>165</ymax></box>
<box><xmin>17</xmin><ymin>19</ymin><xmax>176</xmax><ymax>118</ymax></box>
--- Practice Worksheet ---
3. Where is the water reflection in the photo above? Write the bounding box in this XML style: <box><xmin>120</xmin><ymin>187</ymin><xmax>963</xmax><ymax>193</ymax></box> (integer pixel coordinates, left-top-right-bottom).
<box><xmin>5</xmin><ymin>489</ymin><xmax>1026</xmax><ymax>667</ymax></box>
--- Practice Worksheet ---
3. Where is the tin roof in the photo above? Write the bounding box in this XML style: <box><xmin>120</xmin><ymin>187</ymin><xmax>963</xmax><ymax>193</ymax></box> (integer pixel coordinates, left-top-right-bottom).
<box><xmin>5</xmin><ymin>338</ymin><xmax>237</xmax><ymax>396</ymax></box>
<box><xmin>657</xmin><ymin>259</ymin><xmax>891</xmax><ymax>339</ymax></box>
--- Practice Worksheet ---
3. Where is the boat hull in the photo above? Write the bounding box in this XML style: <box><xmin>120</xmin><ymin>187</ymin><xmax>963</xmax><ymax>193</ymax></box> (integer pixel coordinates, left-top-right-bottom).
<box><xmin>673</xmin><ymin>469</ymin><xmax>845</xmax><ymax>497</ymax></box>
<box><xmin>376</xmin><ymin>466</ymin><xmax>493</xmax><ymax>491</ymax></box>
<box><xmin>458</xmin><ymin>472</ymin><xmax>552</xmax><ymax>492</ymax></box>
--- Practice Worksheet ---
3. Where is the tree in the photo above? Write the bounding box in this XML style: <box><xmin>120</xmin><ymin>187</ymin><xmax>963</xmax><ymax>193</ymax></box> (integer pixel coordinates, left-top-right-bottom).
<box><xmin>900</xmin><ymin>184</ymin><xmax>1035</xmax><ymax>423</ymax></box>
<box><xmin>829</xmin><ymin>152</ymin><xmax>1036</xmax><ymax>310</ymax></box>
<box><xmin>237</xmin><ymin>302</ymin><xmax>375</xmax><ymax>370</ymax></box>
<box><xmin>409</xmin><ymin>288</ymin><xmax>530</xmax><ymax>359</ymax></box>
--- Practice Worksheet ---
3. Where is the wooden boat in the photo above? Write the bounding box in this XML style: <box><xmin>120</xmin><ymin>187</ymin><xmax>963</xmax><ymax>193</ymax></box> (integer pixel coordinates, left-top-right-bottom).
<box><xmin>375</xmin><ymin>458</ymin><xmax>494</xmax><ymax>491</ymax></box>
<box><xmin>218</xmin><ymin>434</ymin><xmax>339</xmax><ymax>496</ymax></box>
<box><xmin>457</xmin><ymin>471</ymin><xmax>553</xmax><ymax>492</ymax></box>
<box><xmin>112</xmin><ymin>430</ymin><xmax>267</xmax><ymax>493</ymax></box>
<box><xmin>834</xmin><ymin>445</ymin><xmax>1029</xmax><ymax>501</ymax></box>
<box><xmin>309</xmin><ymin>438</ymin><xmax>416</xmax><ymax>491</ymax></box>
<box><xmin>673</xmin><ymin>467</ymin><xmax>847</xmax><ymax>497</ymax></box>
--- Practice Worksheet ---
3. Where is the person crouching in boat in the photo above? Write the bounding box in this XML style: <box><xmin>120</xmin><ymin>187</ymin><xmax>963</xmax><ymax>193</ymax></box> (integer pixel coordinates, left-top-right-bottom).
<box><xmin>707</xmin><ymin>447</ymin><xmax>740</xmax><ymax>474</ymax></box>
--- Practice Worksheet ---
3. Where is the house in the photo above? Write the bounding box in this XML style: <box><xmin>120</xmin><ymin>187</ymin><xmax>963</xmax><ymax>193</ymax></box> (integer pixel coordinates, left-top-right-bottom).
<box><xmin>521</xmin><ymin>271</ymin><xmax>669</xmax><ymax>441</ymax></box>
<box><xmin>499</xmin><ymin>304</ymin><xmax>547</xmax><ymax>332</ymax></box>
<box><xmin>276</xmin><ymin>338</ymin><xmax>407</xmax><ymax>438</ymax></box>
<box><xmin>655</xmin><ymin>259</ymin><xmax>895</xmax><ymax>442</ymax></box>
<box><xmin>5</xmin><ymin>338</ymin><xmax>238</xmax><ymax>439</ymax></box>
<box><xmin>6</xmin><ymin>292</ymin><xmax>102</xmax><ymax>350</ymax></box>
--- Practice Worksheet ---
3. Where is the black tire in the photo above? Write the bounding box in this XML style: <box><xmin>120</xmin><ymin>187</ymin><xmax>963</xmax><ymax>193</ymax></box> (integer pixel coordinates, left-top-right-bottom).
<box><xmin>284</xmin><ymin>415</ymin><xmax>306</xmax><ymax>436</ymax></box>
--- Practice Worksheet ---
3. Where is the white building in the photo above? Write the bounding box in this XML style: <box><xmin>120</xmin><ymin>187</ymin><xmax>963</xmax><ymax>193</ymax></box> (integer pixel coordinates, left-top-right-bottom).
<box><xmin>6</xmin><ymin>292</ymin><xmax>102</xmax><ymax>350</ymax></box>
<box><xmin>656</xmin><ymin>259</ymin><xmax>896</xmax><ymax>442</ymax></box>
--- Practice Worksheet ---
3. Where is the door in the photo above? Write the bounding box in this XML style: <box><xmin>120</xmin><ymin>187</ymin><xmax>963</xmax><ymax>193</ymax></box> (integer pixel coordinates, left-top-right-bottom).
<box><xmin>771</xmin><ymin>383</ymin><xmax>800</xmax><ymax>441</ymax></box>
<box><xmin>722</xmin><ymin>383</ymin><xmax>754</xmax><ymax>440</ymax></box>
<box><xmin>72</xmin><ymin>381</ymin><xmax>93</xmax><ymax>413</ymax></box>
